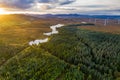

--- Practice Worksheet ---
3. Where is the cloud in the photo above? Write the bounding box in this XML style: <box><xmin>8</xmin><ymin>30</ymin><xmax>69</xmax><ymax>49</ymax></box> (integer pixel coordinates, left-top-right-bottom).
<box><xmin>36</xmin><ymin>0</ymin><xmax>75</xmax><ymax>5</ymax></box>
<box><xmin>0</xmin><ymin>0</ymin><xmax>34</xmax><ymax>9</ymax></box>
<box><xmin>28</xmin><ymin>0</ymin><xmax>76</xmax><ymax>11</ymax></box>
<box><xmin>59</xmin><ymin>0</ymin><xmax>76</xmax><ymax>5</ymax></box>
<box><xmin>77</xmin><ymin>5</ymin><xmax>108</xmax><ymax>8</ymax></box>
<box><xmin>0</xmin><ymin>0</ymin><xmax>76</xmax><ymax>10</ymax></box>
<box><xmin>0</xmin><ymin>0</ymin><xmax>120</xmax><ymax>15</ymax></box>
<box><xmin>83</xmin><ymin>9</ymin><xmax>120</xmax><ymax>15</ymax></box>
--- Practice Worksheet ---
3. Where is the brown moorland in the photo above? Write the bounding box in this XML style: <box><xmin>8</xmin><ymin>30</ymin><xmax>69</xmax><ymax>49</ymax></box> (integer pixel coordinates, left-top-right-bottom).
<box><xmin>79</xmin><ymin>24</ymin><xmax>120</xmax><ymax>34</ymax></box>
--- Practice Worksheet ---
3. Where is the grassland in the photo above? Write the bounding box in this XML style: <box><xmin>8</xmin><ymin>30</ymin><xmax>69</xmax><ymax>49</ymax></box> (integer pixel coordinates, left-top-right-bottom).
<box><xmin>0</xmin><ymin>15</ymin><xmax>120</xmax><ymax>80</ymax></box>
<box><xmin>0</xmin><ymin>14</ymin><xmax>52</xmax><ymax>65</ymax></box>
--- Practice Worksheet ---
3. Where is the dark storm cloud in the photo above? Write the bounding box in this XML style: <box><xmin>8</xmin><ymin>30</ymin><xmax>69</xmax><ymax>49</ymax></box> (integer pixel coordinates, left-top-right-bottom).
<box><xmin>0</xmin><ymin>0</ymin><xmax>76</xmax><ymax>9</ymax></box>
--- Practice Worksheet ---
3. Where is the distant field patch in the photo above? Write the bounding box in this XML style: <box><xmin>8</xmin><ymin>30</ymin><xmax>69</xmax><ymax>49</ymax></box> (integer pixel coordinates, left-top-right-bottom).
<box><xmin>79</xmin><ymin>25</ymin><xmax>120</xmax><ymax>34</ymax></box>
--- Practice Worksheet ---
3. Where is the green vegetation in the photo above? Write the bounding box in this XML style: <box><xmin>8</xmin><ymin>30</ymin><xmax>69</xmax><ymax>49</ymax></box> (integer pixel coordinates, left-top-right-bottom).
<box><xmin>0</xmin><ymin>46</ymin><xmax>84</xmax><ymax>80</ymax></box>
<box><xmin>0</xmin><ymin>15</ymin><xmax>120</xmax><ymax>80</ymax></box>
<box><xmin>41</xmin><ymin>26</ymin><xmax>120</xmax><ymax>80</ymax></box>
<box><xmin>0</xmin><ymin>15</ymin><xmax>51</xmax><ymax>65</ymax></box>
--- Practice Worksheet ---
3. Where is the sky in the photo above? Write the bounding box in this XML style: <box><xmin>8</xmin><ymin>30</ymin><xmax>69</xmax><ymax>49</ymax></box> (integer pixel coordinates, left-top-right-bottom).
<box><xmin>0</xmin><ymin>0</ymin><xmax>120</xmax><ymax>15</ymax></box>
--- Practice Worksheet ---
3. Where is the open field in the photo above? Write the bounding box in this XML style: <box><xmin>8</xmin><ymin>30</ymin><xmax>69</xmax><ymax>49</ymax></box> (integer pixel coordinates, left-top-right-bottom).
<box><xmin>0</xmin><ymin>15</ymin><xmax>52</xmax><ymax>65</ymax></box>
<box><xmin>79</xmin><ymin>25</ymin><xmax>120</xmax><ymax>34</ymax></box>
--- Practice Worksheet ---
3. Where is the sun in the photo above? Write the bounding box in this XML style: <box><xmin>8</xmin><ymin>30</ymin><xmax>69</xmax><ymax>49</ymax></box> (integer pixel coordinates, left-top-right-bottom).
<box><xmin>0</xmin><ymin>8</ymin><xmax>6</xmax><ymax>14</ymax></box>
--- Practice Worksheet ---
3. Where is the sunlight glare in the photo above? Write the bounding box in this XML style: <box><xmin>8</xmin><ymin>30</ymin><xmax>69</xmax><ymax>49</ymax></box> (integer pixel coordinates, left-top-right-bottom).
<box><xmin>0</xmin><ymin>8</ymin><xmax>7</xmax><ymax>15</ymax></box>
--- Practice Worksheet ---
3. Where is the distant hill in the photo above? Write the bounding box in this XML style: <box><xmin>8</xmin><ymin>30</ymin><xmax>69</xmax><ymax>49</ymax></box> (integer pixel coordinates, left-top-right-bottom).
<box><xmin>32</xmin><ymin>14</ymin><xmax>120</xmax><ymax>19</ymax></box>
